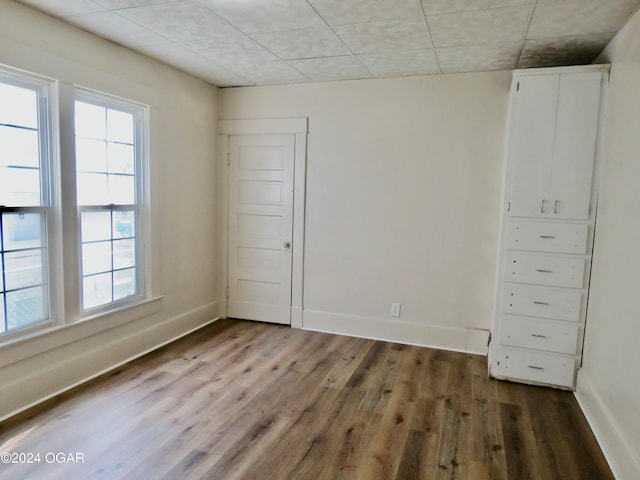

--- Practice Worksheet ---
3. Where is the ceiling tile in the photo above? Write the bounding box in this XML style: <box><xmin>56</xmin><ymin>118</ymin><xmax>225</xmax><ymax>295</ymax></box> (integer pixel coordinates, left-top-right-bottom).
<box><xmin>528</xmin><ymin>0</ymin><xmax>639</xmax><ymax>39</ymax></box>
<box><xmin>518</xmin><ymin>33</ymin><xmax>613</xmax><ymax>68</ymax></box>
<box><xmin>134</xmin><ymin>42</ymin><xmax>209</xmax><ymax>69</ymax></box>
<box><xmin>116</xmin><ymin>0</ymin><xmax>239</xmax><ymax>43</ymax></box>
<box><xmin>253</xmin><ymin>27</ymin><xmax>348</xmax><ymax>60</ymax></box>
<box><xmin>226</xmin><ymin>62</ymin><xmax>309</xmax><ymax>85</ymax></box>
<box><xmin>288</xmin><ymin>56</ymin><xmax>371</xmax><ymax>82</ymax></box>
<box><xmin>358</xmin><ymin>49</ymin><xmax>440</xmax><ymax>77</ymax></box>
<box><xmin>307</xmin><ymin>0</ymin><xmax>423</xmax><ymax>26</ymax></box>
<box><xmin>427</xmin><ymin>6</ymin><xmax>531</xmax><ymax>47</ymax></box>
<box><xmin>66</xmin><ymin>11</ymin><xmax>169</xmax><ymax>46</ymax></box>
<box><xmin>421</xmin><ymin>0</ymin><xmax>531</xmax><ymax>15</ymax></box>
<box><xmin>92</xmin><ymin>0</ymin><xmax>182</xmax><ymax>9</ymax></box>
<box><xmin>197</xmin><ymin>65</ymin><xmax>253</xmax><ymax>87</ymax></box>
<box><xmin>182</xmin><ymin>37</ymin><xmax>278</xmax><ymax>65</ymax></box>
<box><xmin>199</xmin><ymin>0</ymin><xmax>325</xmax><ymax>34</ymax></box>
<box><xmin>18</xmin><ymin>0</ymin><xmax>105</xmax><ymax>17</ymax></box>
<box><xmin>334</xmin><ymin>18</ymin><xmax>432</xmax><ymax>55</ymax></box>
<box><xmin>437</xmin><ymin>42</ymin><xmax>520</xmax><ymax>73</ymax></box>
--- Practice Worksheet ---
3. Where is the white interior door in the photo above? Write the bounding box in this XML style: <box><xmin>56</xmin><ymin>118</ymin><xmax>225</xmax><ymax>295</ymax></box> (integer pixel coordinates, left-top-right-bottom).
<box><xmin>227</xmin><ymin>134</ymin><xmax>295</xmax><ymax>324</ymax></box>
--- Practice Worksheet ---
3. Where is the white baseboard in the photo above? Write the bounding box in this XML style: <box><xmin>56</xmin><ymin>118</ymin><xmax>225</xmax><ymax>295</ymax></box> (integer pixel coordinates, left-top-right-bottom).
<box><xmin>302</xmin><ymin>309</ymin><xmax>489</xmax><ymax>355</ymax></box>
<box><xmin>0</xmin><ymin>301</ymin><xmax>220</xmax><ymax>423</ymax></box>
<box><xmin>575</xmin><ymin>370</ymin><xmax>640</xmax><ymax>480</ymax></box>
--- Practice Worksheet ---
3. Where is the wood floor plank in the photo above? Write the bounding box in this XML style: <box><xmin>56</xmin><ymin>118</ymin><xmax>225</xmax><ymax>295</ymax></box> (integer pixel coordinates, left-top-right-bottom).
<box><xmin>0</xmin><ymin>319</ymin><xmax>614</xmax><ymax>480</ymax></box>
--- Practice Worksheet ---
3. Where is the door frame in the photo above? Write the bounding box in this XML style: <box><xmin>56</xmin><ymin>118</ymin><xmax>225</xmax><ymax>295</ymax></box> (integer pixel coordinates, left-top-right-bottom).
<box><xmin>218</xmin><ymin>118</ymin><xmax>308</xmax><ymax>328</ymax></box>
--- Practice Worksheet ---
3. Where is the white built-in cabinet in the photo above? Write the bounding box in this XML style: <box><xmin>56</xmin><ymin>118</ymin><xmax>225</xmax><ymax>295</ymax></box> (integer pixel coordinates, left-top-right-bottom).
<box><xmin>489</xmin><ymin>65</ymin><xmax>608</xmax><ymax>390</ymax></box>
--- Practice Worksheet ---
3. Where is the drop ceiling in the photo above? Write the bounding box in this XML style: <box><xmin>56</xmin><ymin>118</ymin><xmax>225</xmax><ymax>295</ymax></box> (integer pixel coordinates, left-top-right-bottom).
<box><xmin>14</xmin><ymin>0</ymin><xmax>640</xmax><ymax>87</ymax></box>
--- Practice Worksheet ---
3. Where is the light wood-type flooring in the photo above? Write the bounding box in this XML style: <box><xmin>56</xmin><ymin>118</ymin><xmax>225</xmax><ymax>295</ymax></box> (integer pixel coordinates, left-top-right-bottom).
<box><xmin>0</xmin><ymin>319</ymin><xmax>613</xmax><ymax>479</ymax></box>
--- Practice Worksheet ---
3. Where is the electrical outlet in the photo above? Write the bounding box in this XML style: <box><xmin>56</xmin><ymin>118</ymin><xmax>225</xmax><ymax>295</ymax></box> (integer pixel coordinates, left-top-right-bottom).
<box><xmin>391</xmin><ymin>303</ymin><xmax>401</xmax><ymax>317</ymax></box>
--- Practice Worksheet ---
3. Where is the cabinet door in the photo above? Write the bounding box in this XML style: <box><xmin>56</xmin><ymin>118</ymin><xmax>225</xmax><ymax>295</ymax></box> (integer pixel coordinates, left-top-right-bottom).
<box><xmin>507</xmin><ymin>74</ymin><xmax>558</xmax><ymax>217</ymax></box>
<box><xmin>549</xmin><ymin>72</ymin><xmax>601</xmax><ymax>219</ymax></box>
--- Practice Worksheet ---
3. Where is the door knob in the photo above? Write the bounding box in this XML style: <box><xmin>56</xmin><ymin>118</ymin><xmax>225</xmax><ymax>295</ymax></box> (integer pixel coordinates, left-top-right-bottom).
<box><xmin>283</xmin><ymin>241</ymin><xmax>291</xmax><ymax>250</ymax></box>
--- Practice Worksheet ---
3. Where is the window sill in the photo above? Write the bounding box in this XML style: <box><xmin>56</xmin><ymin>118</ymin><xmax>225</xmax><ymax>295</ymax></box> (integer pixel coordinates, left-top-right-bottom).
<box><xmin>0</xmin><ymin>295</ymin><xmax>164</xmax><ymax>369</ymax></box>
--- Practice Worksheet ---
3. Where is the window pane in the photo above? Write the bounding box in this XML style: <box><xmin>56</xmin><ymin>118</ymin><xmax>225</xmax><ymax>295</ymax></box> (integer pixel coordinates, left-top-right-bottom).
<box><xmin>82</xmin><ymin>241</ymin><xmax>111</xmax><ymax>276</ymax></box>
<box><xmin>107</xmin><ymin>109</ymin><xmax>134</xmax><ymax>144</ymax></box>
<box><xmin>113</xmin><ymin>210</ymin><xmax>135</xmax><ymax>239</ymax></box>
<box><xmin>75</xmin><ymin>101</ymin><xmax>106</xmax><ymax>139</ymax></box>
<box><xmin>108</xmin><ymin>174</ymin><xmax>135</xmax><ymax>204</ymax></box>
<box><xmin>113</xmin><ymin>239</ymin><xmax>135</xmax><ymax>270</ymax></box>
<box><xmin>6</xmin><ymin>285</ymin><xmax>48</xmax><ymax>330</ymax></box>
<box><xmin>83</xmin><ymin>272</ymin><xmax>112</xmax><ymax>309</ymax></box>
<box><xmin>0</xmin><ymin>255</ymin><xmax>3</xmax><ymax>292</ymax></box>
<box><xmin>0</xmin><ymin>126</ymin><xmax>39</xmax><ymax>168</ymax></box>
<box><xmin>0</xmin><ymin>166</ymin><xmax>41</xmax><ymax>207</ymax></box>
<box><xmin>4</xmin><ymin>249</ymin><xmax>45</xmax><ymax>290</ymax></box>
<box><xmin>108</xmin><ymin>143</ymin><xmax>134</xmax><ymax>175</ymax></box>
<box><xmin>81</xmin><ymin>211</ymin><xmax>111</xmax><ymax>242</ymax></box>
<box><xmin>2</xmin><ymin>213</ymin><xmax>44</xmax><ymax>250</ymax></box>
<box><xmin>114</xmin><ymin>268</ymin><xmax>136</xmax><ymax>301</ymax></box>
<box><xmin>77</xmin><ymin>172</ymin><xmax>108</xmax><ymax>205</ymax></box>
<box><xmin>76</xmin><ymin>138</ymin><xmax>107</xmax><ymax>173</ymax></box>
<box><xmin>0</xmin><ymin>83</ymin><xmax>37</xmax><ymax>128</ymax></box>
<box><xmin>0</xmin><ymin>296</ymin><xmax>5</xmax><ymax>334</ymax></box>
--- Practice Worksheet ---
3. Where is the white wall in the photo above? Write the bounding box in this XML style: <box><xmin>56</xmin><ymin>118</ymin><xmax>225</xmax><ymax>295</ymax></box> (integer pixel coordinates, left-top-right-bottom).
<box><xmin>221</xmin><ymin>72</ymin><xmax>511</xmax><ymax>352</ymax></box>
<box><xmin>576</xmin><ymin>8</ymin><xmax>640</xmax><ymax>479</ymax></box>
<box><xmin>0</xmin><ymin>0</ymin><xmax>219</xmax><ymax>420</ymax></box>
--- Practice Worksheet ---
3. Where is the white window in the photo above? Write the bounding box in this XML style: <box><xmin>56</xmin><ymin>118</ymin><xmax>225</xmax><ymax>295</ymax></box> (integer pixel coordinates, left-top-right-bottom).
<box><xmin>74</xmin><ymin>93</ymin><xmax>147</xmax><ymax>312</ymax></box>
<box><xmin>0</xmin><ymin>71</ymin><xmax>54</xmax><ymax>334</ymax></box>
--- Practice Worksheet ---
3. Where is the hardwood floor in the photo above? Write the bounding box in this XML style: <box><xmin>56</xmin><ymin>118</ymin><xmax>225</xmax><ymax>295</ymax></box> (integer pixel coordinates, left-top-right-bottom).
<box><xmin>0</xmin><ymin>319</ymin><xmax>613</xmax><ymax>479</ymax></box>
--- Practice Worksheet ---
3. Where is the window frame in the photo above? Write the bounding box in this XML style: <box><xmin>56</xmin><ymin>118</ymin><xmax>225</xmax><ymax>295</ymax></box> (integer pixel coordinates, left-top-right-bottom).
<box><xmin>73</xmin><ymin>88</ymin><xmax>150</xmax><ymax>317</ymax></box>
<box><xmin>0</xmin><ymin>66</ymin><xmax>59</xmax><ymax>338</ymax></box>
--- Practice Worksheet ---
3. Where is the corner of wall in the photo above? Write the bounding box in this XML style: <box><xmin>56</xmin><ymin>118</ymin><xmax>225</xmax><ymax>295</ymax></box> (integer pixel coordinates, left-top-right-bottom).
<box><xmin>575</xmin><ymin>370</ymin><xmax>640</xmax><ymax>480</ymax></box>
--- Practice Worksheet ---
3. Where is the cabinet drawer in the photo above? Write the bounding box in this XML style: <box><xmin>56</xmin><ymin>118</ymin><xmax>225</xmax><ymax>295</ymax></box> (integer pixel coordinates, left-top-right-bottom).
<box><xmin>491</xmin><ymin>347</ymin><xmax>575</xmax><ymax>388</ymax></box>
<box><xmin>501</xmin><ymin>284</ymin><xmax>582</xmax><ymax>322</ymax></box>
<box><xmin>507</xmin><ymin>221</ymin><xmax>589</xmax><ymax>254</ymax></box>
<box><xmin>504</xmin><ymin>253</ymin><xmax>585</xmax><ymax>288</ymax></box>
<box><xmin>499</xmin><ymin>315</ymin><xmax>579</xmax><ymax>354</ymax></box>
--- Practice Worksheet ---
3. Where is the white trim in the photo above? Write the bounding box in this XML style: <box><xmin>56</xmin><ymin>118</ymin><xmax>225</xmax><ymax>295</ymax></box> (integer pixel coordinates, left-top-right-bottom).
<box><xmin>0</xmin><ymin>296</ymin><xmax>164</xmax><ymax>369</ymax></box>
<box><xmin>0</xmin><ymin>311</ymin><xmax>219</xmax><ymax>423</ymax></box>
<box><xmin>220</xmin><ymin>117</ymin><xmax>308</xmax><ymax>326</ymax></box>
<box><xmin>291</xmin><ymin>306</ymin><xmax>303</xmax><ymax>329</ymax></box>
<box><xmin>512</xmin><ymin>64</ymin><xmax>610</xmax><ymax>77</ymax></box>
<box><xmin>303</xmin><ymin>309</ymin><xmax>489</xmax><ymax>355</ymax></box>
<box><xmin>219</xmin><ymin>117</ymin><xmax>308</xmax><ymax>135</ymax></box>
<box><xmin>575</xmin><ymin>370</ymin><xmax>640</xmax><ymax>480</ymax></box>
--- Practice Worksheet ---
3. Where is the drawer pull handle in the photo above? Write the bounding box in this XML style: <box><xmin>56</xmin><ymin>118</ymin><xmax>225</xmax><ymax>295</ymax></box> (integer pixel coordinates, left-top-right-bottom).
<box><xmin>539</xmin><ymin>235</ymin><xmax>556</xmax><ymax>239</ymax></box>
<box><xmin>554</xmin><ymin>200</ymin><xmax>559</xmax><ymax>214</ymax></box>
<box><xmin>536</xmin><ymin>269</ymin><xmax>553</xmax><ymax>273</ymax></box>
<box><xmin>530</xmin><ymin>334</ymin><xmax>547</xmax><ymax>338</ymax></box>
<box><xmin>540</xmin><ymin>199</ymin><xmax>545</xmax><ymax>213</ymax></box>
<box><xmin>533</xmin><ymin>301</ymin><xmax>550</xmax><ymax>305</ymax></box>
<box><xmin>528</xmin><ymin>365</ymin><xmax>544</xmax><ymax>370</ymax></box>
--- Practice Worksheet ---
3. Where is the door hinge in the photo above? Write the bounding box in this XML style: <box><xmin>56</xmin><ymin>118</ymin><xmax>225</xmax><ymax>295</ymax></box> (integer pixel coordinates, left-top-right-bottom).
<box><xmin>227</xmin><ymin>151</ymin><xmax>230</xmax><ymax>166</ymax></box>
<box><xmin>516</xmin><ymin>81</ymin><xmax>520</xmax><ymax>92</ymax></box>
<box><xmin>225</xmin><ymin>286</ymin><xmax>229</xmax><ymax>298</ymax></box>
<box><xmin>487</xmin><ymin>331</ymin><xmax>492</xmax><ymax>347</ymax></box>
<box><xmin>507</xmin><ymin>201</ymin><xmax>511</xmax><ymax>212</ymax></box>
